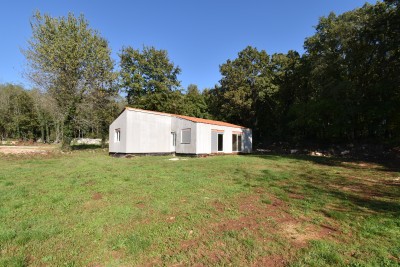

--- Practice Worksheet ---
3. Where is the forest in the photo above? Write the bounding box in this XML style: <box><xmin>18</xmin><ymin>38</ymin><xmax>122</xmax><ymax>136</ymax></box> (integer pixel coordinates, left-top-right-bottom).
<box><xmin>0</xmin><ymin>1</ymin><xmax>398</xmax><ymax>148</ymax></box>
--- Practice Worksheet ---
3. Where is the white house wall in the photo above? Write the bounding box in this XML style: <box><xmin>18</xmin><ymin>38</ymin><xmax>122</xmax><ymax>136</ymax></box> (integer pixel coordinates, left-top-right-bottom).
<box><xmin>125</xmin><ymin>110</ymin><xmax>172</xmax><ymax>153</ymax></box>
<box><xmin>195</xmin><ymin>123</ymin><xmax>234</xmax><ymax>154</ymax></box>
<box><xmin>196</xmin><ymin>123</ymin><xmax>252</xmax><ymax>154</ymax></box>
<box><xmin>172</xmin><ymin>118</ymin><xmax>197</xmax><ymax>154</ymax></box>
<box><xmin>109</xmin><ymin>109</ymin><xmax>252</xmax><ymax>155</ymax></box>
<box><xmin>109</xmin><ymin>110</ymin><xmax>127</xmax><ymax>153</ymax></box>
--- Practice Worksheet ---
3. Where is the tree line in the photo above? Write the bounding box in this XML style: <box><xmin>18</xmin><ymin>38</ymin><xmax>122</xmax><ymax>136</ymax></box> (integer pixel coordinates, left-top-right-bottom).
<box><xmin>0</xmin><ymin>83</ymin><xmax>125</xmax><ymax>144</ymax></box>
<box><xmin>1</xmin><ymin>1</ymin><xmax>398</xmax><ymax>148</ymax></box>
<box><xmin>208</xmin><ymin>1</ymin><xmax>399</xmax><ymax>145</ymax></box>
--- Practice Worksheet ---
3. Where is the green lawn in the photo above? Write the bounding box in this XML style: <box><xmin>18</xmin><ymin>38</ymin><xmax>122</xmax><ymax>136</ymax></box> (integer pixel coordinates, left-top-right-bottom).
<box><xmin>0</xmin><ymin>150</ymin><xmax>399</xmax><ymax>266</ymax></box>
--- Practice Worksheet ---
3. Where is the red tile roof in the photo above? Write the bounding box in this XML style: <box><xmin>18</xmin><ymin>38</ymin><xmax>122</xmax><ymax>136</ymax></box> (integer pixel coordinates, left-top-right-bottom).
<box><xmin>125</xmin><ymin>107</ymin><xmax>247</xmax><ymax>129</ymax></box>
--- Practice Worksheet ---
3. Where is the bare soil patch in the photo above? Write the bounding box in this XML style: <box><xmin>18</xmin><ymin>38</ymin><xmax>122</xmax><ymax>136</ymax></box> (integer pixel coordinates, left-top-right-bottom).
<box><xmin>251</xmin><ymin>255</ymin><xmax>287</xmax><ymax>267</ymax></box>
<box><xmin>0</xmin><ymin>145</ymin><xmax>54</xmax><ymax>155</ymax></box>
<box><xmin>92</xmin><ymin>192</ymin><xmax>103</xmax><ymax>200</ymax></box>
<box><xmin>289</xmin><ymin>193</ymin><xmax>305</xmax><ymax>200</ymax></box>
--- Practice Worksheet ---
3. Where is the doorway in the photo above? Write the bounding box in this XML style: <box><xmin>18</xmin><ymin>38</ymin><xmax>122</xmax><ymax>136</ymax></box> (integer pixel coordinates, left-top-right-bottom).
<box><xmin>212</xmin><ymin>130</ymin><xmax>224</xmax><ymax>153</ymax></box>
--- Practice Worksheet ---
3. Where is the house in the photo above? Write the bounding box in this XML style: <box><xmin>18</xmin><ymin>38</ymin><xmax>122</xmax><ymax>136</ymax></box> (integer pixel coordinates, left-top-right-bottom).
<box><xmin>109</xmin><ymin>107</ymin><xmax>252</xmax><ymax>156</ymax></box>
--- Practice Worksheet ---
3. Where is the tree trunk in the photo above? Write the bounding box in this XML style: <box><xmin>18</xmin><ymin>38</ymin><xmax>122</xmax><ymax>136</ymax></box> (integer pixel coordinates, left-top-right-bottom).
<box><xmin>61</xmin><ymin>103</ymin><xmax>78</xmax><ymax>150</ymax></box>
<box><xmin>45</xmin><ymin>123</ymin><xmax>49</xmax><ymax>143</ymax></box>
<box><xmin>41</xmin><ymin>125</ymin><xmax>45</xmax><ymax>142</ymax></box>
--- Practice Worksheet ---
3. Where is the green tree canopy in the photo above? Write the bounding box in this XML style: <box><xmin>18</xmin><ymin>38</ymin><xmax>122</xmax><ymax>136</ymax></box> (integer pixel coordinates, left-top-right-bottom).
<box><xmin>217</xmin><ymin>46</ymin><xmax>277</xmax><ymax>140</ymax></box>
<box><xmin>119</xmin><ymin>46</ymin><xmax>182</xmax><ymax>113</ymax></box>
<box><xmin>181</xmin><ymin>84</ymin><xmax>209</xmax><ymax>118</ymax></box>
<box><xmin>210</xmin><ymin>1</ymin><xmax>399</xmax><ymax>145</ymax></box>
<box><xmin>23</xmin><ymin>11</ymin><xmax>116</xmax><ymax>149</ymax></box>
<box><xmin>0</xmin><ymin>84</ymin><xmax>39</xmax><ymax>140</ymax></box>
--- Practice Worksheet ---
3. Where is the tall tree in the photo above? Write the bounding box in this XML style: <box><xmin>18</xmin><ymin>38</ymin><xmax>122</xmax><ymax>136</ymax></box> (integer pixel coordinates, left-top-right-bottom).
<box><xmin>119</xmin><ymin>46</ymin><xmax>182</xmax><ymax>113</ymax></box>
<box><xmin>182</xmin><ymin>84</ymin><xmax>209</xmax><ymax>118</ymax></box>
<box><xmin>270</xmin><ymin>51</ymin><xmax>303</xmax><ymax>139</ymax></box>
<box><xmin>23</xmin><ymin>11</ymin><xmax>116</xmax><ymax>149</ymax></box>
<box><xmin>217</xmin><ymin>46</ymin><xmax>277</xmax><ymax>142</ymax></box>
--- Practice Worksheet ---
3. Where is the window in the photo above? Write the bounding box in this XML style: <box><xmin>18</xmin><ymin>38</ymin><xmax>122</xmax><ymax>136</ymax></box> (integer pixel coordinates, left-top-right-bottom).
<box><xmin>232</xmin><ymin>133</ymin><xmax>242</xmax><ymax>152</ymax></box>
<box><xmin>171</xmin><ymin>132</ymin><xmax>176</xmax><ymax>147</ymax></box>
<box><xmin>218</xmin><ymin>133</ymin><xmax>223</xmax><ymax>152</ymax></box>
<box><xmin>232</xmin><ymin>134</ymin><xmax>237</xmax><ymax>151</ymax></box>
<box><xmin>181</xmin><ymin>128</ymin><xmax>191</xmax><ymax>144</ymax></box>
<box><xmin>115</xmin><ymin>129</ymin><xmax>121</xmax><ymax>142</ymax></box>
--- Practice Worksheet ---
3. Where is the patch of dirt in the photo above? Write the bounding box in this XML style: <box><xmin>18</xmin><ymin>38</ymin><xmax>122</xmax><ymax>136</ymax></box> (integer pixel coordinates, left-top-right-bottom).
<box><xmin>0</xmin><ymin>145</ymin><xmax>50</xmax><ymax>155</ymax></box>
<box><xmin>26</xmin><ymin>255</ymin><xmax>36</xmax><ymax>265</ymax></box>
<box><xmin>166</xmin><ymin>216</ymin><xmax>176</xmax><ymax>222</ymax></box>
<box><xmin>110</xmin><ymin>250</ymin><xmax>124</xmax><ymax>260</ymax></box>
<box><xmin>136</xmin><ymin>202</ymin><xmax>146</xmax><ymax>209</ymax></box>
<box><xmin>141</xmin><ymin>259</ymin><xmax>163</xmax><ymax>267</ymax></box>
<box><xmin>180</xmin><ymin>239</ymin><xmax>198</xmax><ymax>251</ymax></box>
<box><xmin>280</xmin><ymin>221</ymin><xmax>335</xmax><ymax>248</ymax></box>
<box><xmin>92</xmin><ymin>192</ymin><xmax>103</xmax><ymax>200</ymax></box>
<box><xmin>289</xmin><ymin>193</ymin><xmax>305</xmax><ymax>200</ymax></box>
<box><xmin>251</xmin><ymin>255</ymin><xmax>287</xmax><ymax>267</ymax></box>
<box><xmin>211</xmin><ymin>200</ymin><xmax>225</xmax><ymax>213</ymax></box>
<box><xmin>83</xmin><ymin>195</ymin><xmax>107</xmax><ymax>211</ymax></box>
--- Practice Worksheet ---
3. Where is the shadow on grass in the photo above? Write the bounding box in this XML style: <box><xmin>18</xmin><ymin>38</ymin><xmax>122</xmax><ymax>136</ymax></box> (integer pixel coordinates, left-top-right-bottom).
<box><xmin>304</xmin><ymin>182</ymin><xmax>400</xmax><ymax>216</ymax></box>
<box><xmin>244</xmin><ymin>153</ymin><xmax>400</xmax><ymax>216</ymax></box>
<box><xmin>249</xmin><ymin>153</ymin><xmax>400</xmax><ymax>172</ymax></box>
<box><xmin>71</xmin><ymin>144</ymin><xmax>103</xmax><ymax>150</ymax></box>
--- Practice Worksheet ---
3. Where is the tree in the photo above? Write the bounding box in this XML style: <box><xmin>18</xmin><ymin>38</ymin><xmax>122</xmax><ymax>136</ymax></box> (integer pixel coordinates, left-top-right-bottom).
<box><xmin>23</xmin><ymin>11</ymin><xmax>116</xmax><ymax>149</ymax></box>
<box><xmin>270</xmin><ymin>51</ymin><xmax>303</xmax><ymax>139</ymax></box>
<box><xmin>301</xmin><ymin>2</ymin><xmax>400</xmax><ymax>142</ymax></box>
<box><xmin>182</xmin><ymin>84</ymin><xmax>209</xmax><ymax>118</ymax></box>
<box><xmin>217</xmin><ymin>46</ymin><xmax>277</xmax><ymax>142</ymax></box>
<box><xmin>0</xmin><ymin>84</ymin><xmax>39</xmax><ymax>140</ymax></box>
<box><xmin>29</xmin><ymin>89</ymin><xmax>61</xmax><ymax>143</ymax></box>
<box><xmin>119</xmin><ymin>46</ymin><xmax>182</xmax><ymax>113</ymax></box>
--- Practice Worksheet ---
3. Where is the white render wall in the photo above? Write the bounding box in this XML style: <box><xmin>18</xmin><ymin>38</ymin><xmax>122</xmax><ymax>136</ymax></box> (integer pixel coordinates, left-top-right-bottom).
<box><xmin>109</xmin><ymin>109</ymin><xmax>252</xmax><ymax>154</ymax></box>
<box><xmin>109</xmin><ymin>110</ymin><xmax>127</xmax><ymax>153</ymax></box>
<box><xmin>172</xmin><ymin>118</ymin><xmax>197</xmax><ymax>154</ymax></box>
<box><xmin>196</xmin><ymin>123</ymin><xmax>252</xmax><ymax>154</ymax></box>
<box><xmin>125</xmin><ymin>110</ymin><xmax>172</xmax><ymax>153</ymax></box>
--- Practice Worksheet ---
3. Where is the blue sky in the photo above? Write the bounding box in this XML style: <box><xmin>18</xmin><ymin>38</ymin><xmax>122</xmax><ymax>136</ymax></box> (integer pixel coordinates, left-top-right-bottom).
<box><xmin>0</xmin><ymin>0</ymin><xmax>375</xmax><ymax>90</ymax></box>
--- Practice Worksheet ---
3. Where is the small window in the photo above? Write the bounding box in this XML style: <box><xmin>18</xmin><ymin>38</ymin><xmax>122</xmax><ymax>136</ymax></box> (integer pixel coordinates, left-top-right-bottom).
<box><xmin>171</xmin><ymin>132</ymin><xmax>176</xmax><ymax>147</ymax></box>
<box><xmin>115</xmin><ymin>129</ymin><xmax>121</xmax><ymax>142</ymax></box>
<box><xmin>232</xmin><ymin>133</ymin><xmax>242</xmax><ymax>152</ymax></box>
<box><xmin>232</xmin><ymin>134</ymin><xmax>238</xmax><ymax>151</ymax></box>
<box><xmin>218</xmin><ymin>133</ymin><xmax>223</xmax><ymax>152</ymax></box>
<box><xmin>181</xmin><ymin>128</ymin><xmax>191</xmax><ymax>144</ymax></box>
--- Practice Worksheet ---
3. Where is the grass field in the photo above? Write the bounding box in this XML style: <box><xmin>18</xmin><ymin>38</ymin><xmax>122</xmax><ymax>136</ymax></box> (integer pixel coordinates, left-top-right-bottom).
<box><xmin>0</xmin><ymin>149</ymin><xmax>399</xmax><ymax>266</ymax></box>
